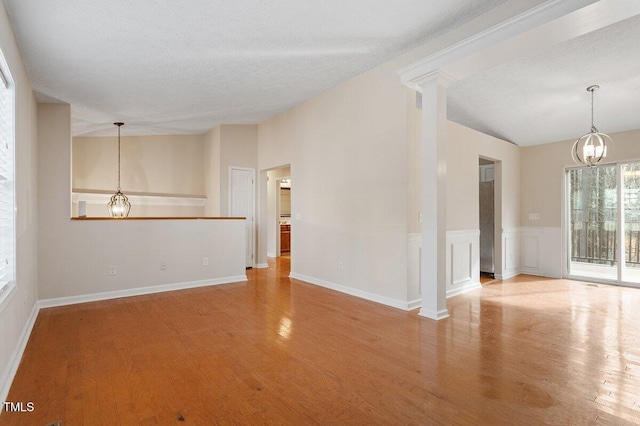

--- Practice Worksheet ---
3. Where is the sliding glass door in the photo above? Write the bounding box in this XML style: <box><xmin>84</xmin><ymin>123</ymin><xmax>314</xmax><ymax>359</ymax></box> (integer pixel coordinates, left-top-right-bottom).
<box><xmin>622</xmin><ymin>163</ymin><xmax>640</xmax><ymax>283</ymax></box>
<box><xmin>567</xmin><ymin>161</ymin><xmax>640</xmax><ymax>285</ymax></box>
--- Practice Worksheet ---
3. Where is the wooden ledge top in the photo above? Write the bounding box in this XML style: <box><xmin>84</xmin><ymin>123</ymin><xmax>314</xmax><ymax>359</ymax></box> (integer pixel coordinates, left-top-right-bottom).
<box><xmin>71</xmin><ymin>217</ymin><xmax>245</xmax><ymax>220</ymax></box>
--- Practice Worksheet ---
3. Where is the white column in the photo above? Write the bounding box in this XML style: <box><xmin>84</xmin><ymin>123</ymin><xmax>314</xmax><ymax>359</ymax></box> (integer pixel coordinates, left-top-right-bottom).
<box><xmin>416</xmin><ymin>71</ymin><xmax>454</xmax><ymax>320</ymax></box>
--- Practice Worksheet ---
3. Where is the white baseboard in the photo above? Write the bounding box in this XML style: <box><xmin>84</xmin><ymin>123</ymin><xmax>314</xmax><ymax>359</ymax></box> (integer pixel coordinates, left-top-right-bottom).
<box><xmin>0</xmin><ymin>302</ymin><xmax>39</xmax><ymax>406</ymax></box>
<box><xmin>419</xmin><ymin>308</ymin><xmax>450</xmax><ymax>320</ymax></box>
<box><xmin>289</xmin><ymin>272</ymin><xmax>415</xmax><ymax>311</ymax></box>
<box><xmin>407</xmin><ymin>298</ymin><xmax>422</xmax><ymax>310</ymax></box>
<box><xmin>255</xmin><ymin>263</ymin><xmax>269</xmax><ymax>269</ymax></box>
<box><xmin>446</xmin><ymin>281</ymin><xmax>482</xmax><ymax>298</ymax></box>
<box><xmin>267</xmin><ymin>252</ymin><xmax>276</xmax><ymax>258</ymax></box>
<box><xmin>38</xmin><ymin>275</ymin><xmax>248</xmax><ymax>309</ymax></box>
<box><xmin>495</xmin><ymin>270</ymin><xmax>520</xmax><ymax>280</ymax></box>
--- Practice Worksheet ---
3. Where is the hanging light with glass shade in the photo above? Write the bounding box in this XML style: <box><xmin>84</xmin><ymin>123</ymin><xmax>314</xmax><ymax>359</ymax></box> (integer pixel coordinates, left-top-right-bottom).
<box><xmin>107</xmin><ymin>122</ymin><xmax>131</xmax><ymax>217</ymax></box>
<box><xmin>571</xmin><ymin>85</ymin><xmax>612</xmax><ymax>167</ymax></box>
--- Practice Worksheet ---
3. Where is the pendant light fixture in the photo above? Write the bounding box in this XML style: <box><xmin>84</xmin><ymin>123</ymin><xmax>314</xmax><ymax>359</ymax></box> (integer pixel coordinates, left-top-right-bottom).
<box><xmin>107</xmin><ymin>122</ymin><xmax>131</xmax><ymax>217</ymax></box>
<box><xmin>571</xmin><ymin>85</ymin><xmax>612</xmax><ymax>167</ymax></box>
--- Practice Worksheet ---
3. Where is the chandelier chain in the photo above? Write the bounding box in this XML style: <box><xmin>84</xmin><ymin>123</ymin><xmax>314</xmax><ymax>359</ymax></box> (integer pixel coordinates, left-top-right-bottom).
<box><xmin>117</xmin><ymin>123</ymin><xmax>121</xmax><ymax>191</ymax></box>
<box><xmin>591</xmin><ymin>88</ymin><xmax>595</xmax><ymax>132</ymax></box>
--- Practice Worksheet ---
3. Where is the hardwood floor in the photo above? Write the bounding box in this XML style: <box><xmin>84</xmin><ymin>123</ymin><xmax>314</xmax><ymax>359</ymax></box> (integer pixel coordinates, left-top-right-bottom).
<box><xmin>3</xmin><ymin>259</ymin><xmax>640</xmax><ymax>425</ymax></box>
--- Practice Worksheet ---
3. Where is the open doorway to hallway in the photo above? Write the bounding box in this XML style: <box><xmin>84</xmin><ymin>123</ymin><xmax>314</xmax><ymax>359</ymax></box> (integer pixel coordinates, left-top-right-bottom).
<box><xmin>266</xmin><ymin>165</ymin><xmax>291</xmax><ymax>260</ymax></box>
<box><xmin>279</xmin><ymin>178</ymin><xmax>291</xmax><ymax>258</ymax></box>
<box><xmin>479</xmin><ymin>158</ymin><xmax>496</xmax><ymax>280</ymax></box>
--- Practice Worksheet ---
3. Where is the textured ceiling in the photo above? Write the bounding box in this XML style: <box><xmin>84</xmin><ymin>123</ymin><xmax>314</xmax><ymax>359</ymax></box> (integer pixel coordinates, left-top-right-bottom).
<box><xmin>3</xmin><ymin>0</ymin><xmax>506</xmax><ymax>136</ymax></box>
<box><xmin>448</xmin><ymin>13</ymin><xmax>640</xmax><ymax>146</ymax></box>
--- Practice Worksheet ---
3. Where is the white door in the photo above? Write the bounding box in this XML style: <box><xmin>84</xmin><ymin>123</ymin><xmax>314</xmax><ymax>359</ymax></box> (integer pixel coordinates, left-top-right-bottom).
<box><xmin>230</xmin><ymin>168</ymin><xmax>255</xmax><ymax>268</ymax></box>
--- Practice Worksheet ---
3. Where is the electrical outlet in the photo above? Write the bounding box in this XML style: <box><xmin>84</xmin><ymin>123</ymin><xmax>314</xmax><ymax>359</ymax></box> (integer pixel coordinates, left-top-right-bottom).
<box><xmin>160</xmin><ymin>262</ymin><xmax>167</xmax><ymax>270</ymax></box>
<box><xmin>202</xmin><ymin>257</ymin><xmax>209</xmax><ymax>266</ymax></box>
<box><xmin>338</xmin><ymin>261</ymin><xmax>344</xmax><ymax>271</ymax></box>
<box><xmin>109</xmin><ymin>265</ymin><xmax>117</xmax><ymax>276</ymax></box>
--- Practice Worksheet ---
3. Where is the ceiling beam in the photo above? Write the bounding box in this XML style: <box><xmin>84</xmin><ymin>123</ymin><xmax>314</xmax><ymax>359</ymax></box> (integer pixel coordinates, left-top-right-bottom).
<box><xmin>399</xmin><ymin>0</ymin><xmax>640</xmax><ymax>90</ymax></box>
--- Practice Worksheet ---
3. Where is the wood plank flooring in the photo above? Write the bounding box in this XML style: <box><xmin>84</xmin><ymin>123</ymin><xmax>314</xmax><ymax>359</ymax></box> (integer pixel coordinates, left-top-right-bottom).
<box><xmin>2</xmin><ymin>258</ymin><xmax>640</xmax><ymax>425</ymax></box>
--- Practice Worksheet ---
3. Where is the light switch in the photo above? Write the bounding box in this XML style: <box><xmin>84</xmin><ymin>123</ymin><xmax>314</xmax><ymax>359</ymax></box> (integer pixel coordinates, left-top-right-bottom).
<box><xmin>529</xmin><ymin>213</ymin><xmax>540</xmax><ymax>220</ymax></box>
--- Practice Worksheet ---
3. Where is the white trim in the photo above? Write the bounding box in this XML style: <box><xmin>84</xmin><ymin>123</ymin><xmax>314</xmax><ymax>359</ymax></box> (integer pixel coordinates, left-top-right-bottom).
<box><xmin>501</xmin><ymin>228</ymin><xmax>520</xmax><ymax>279</ymax></box>
<box><xmin>267</xmin><ymin>252</ymin><xmax>276</xmax><ymax>258</ymax></box>
<box><xmin>419</xmin><ymin>308</ymin><xmax>450</xmax><ymax>321</ymax></box>
<box><xmin>398</xmin><ymin>0</ymin><xmax>597</xmax><ymax>88</ymax></box>
<box><xmin>274</xmin><ymin>176</ymin><xmax>291</xmax><ymax>257</ymax></box>
<box><xmin>38</xmin><ymin>275</ymin><xmax>248</xmax><ymax>309</ymax></box>
<box><xmin>447</xmin><ymin>229</ymin><xmax>481</xmax><ymax>238</ymax></box>
<box><xmin>0</xmin><ymin>302</ymin><xmax>39</xmax><ymax>406</ymax></box>
<box><xmin>495</xmin><ymin>270</ymin><xmax>520</xmax><ymax>280</ymax></box>
<box><xmin>255</xmin><ymin>263</ymin><xmax>269</xmax><ymax>269</ymax></box>
<box><xmin>289</xmin><ymin>272</ymin><xmax>414</xmax><ymax>311</ymax></box>
<box><xmin>565</xmin><ymin>274</ymin><xmax>640</xmax><ymax>290</ymax></box>
<box><xmin>0</xmin><ymin>282</ymin><xmax>16</xmax><ymax>315</ymax></box>
<box><xmin>229</xmin><ymin>166</ymin><xmax>256</xmax><ymax>268</ymax></box>
<box><xmin>407</xmin><ymin>298</ymin><xmax>422</xmax><ymax>311</ymax></box>
<box><xmin>446</xmin><ymin>229</ymin><xmax>480</xmax><ymax>297</ymax></box>
<box><xmin>412</xmin><ymin>70</ymin><xmax>457</xmax><ymax>91</ymax></box>
<box><xmin>446</xmin><ymin>281</ymin><xmax>482</xmax><ymax>298</ymax></box>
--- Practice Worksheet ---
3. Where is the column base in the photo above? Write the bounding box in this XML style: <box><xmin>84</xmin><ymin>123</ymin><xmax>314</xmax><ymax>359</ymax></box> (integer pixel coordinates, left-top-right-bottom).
<box><xmin>418</xmin><ymin>308</ymin><xmax>450</xmax><ymax>320</ymax></box>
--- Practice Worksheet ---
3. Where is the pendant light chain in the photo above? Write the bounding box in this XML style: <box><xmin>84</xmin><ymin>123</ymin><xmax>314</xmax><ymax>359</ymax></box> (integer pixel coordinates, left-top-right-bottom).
<box><xmin>117</xmin><ymin>123</ymin><xmax>122</xmax><ymax>191</ymax></box>
<box><xmin>590</xmin><ymin>87</ymin><xmax>596</xmax><ymax>133</ymax></box>
<box><xmin>108</xmin><ymin>122</ymin><xmax>131</xmax><ymax>217</ymax></box>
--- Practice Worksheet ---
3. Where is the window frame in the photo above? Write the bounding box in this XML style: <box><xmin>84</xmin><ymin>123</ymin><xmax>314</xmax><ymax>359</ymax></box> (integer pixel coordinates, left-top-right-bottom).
<box><xmin>0</xmin><ymin>50</ymin><xmax>16</xmax><ymax>314</ymax></box>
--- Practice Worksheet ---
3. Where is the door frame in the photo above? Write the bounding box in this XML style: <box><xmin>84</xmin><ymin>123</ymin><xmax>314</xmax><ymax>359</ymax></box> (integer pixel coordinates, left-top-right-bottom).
<box><xmin>229</xmin><ymin>166</ymin><xmax>256</xmax><ymax>268</ymax></box>
<box><xmin>563</xmin><ymin>160</ymin><xmax>640</xmax><ymax>288</ymax></box>
<box><xmin>275</xmin><ymin>176</ymin><xmax>291</xmax><ymax>257</ymax></box>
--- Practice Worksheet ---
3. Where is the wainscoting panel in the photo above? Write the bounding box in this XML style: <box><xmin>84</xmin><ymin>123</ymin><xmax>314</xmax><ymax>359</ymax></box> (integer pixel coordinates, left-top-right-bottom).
<box><xmin>446</xmin><ymin>230</ymin><xmax>481</xmax><ymax>298</ymax></box>
<box><xmin>500</xmin><ymin>229</ymin><xmax>520</xmax><ymax>279</ymax></box>
<box><xmin>521</xmin><ymin>227</ymin><xmax>562</xmax><ymax>278</ymax></box>
<box><xmin>521</xmin><ymin>227</ymin><xmax>543</xmax><ymax>275</ymax></box>
<box><xmin>408</xmin><ymin>231</ymin><xmax>481</xmax><ymax>301</ymax></box>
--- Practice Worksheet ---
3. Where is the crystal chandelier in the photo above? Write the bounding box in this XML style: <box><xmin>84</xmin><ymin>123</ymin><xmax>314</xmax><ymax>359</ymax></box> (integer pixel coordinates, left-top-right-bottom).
<box><xmin>571</xmin><ymin>85</ymin><xmax>612</xmax><ymax>167</ymax></box>
<box><xmin>107</xmin><ymin>122</ymin><xmax>131</xmax><ymax>217</ymax></box>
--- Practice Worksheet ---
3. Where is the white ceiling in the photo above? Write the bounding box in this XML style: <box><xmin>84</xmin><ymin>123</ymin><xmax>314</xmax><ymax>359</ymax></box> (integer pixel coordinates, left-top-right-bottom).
<box><xmin>447</xmin><ymin>13</ymin><xmax>640</xmax><ymax>146</ymax></box>
<box><xmin>4</xmin><ymin>1</ymin><xmax>639</xmax><ymax>146</ymax></box>
<box><xmin>2</xmin><ymin>0</ymin><xmax>506</xmax><ymax>137</ymax></box>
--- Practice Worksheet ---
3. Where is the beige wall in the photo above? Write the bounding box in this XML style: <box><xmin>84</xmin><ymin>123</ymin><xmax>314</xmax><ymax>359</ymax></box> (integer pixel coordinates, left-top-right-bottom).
<box><xmin>38</xmin><ymin>104</ymin><xmax>246</xmax><ymax>301</ymax></box>
<box><xmin>258</xmin><ymin>59</ymin><xmax>410</xmax><ymax>303</ymax></box>
<box><xmin>406</xmin><ymin>95</ymin><xmax>521</xmax><ymax>234</ymax></box>
<box><xmin>521</xmin><ymin>129</ymin><xmax>640</xmax><ymax>228</ymax></box>
<box><xmin>447</xmin><ymin>121</ymin><xmax>521</xmax><ymax>231</ymax></box>
<box><xmin>203</xmin><ymin>126</ymin><xmax>221</xmax><ymax>216</ymax></box>
<box><xmin>73</xmin><ymin>133</ymin><xmax>206</xmax><ymax>217</ymax></box>
<box><xmin>73</xmin><ymin>134</ymin><xmax>205</xmax><ymax>195</ymax></box>
<box><xmin>0</xmin><ymin>1</ymin><xmax>39</xmax><ymax>403</ymax></box>
<box><xmin>219</xmin><ymin>125</ymin><xmax>258</xmax><ymax>216</ymax></box>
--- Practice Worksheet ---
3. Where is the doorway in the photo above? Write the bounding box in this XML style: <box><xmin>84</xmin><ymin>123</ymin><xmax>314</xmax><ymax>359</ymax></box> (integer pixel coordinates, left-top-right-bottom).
<box><xmin>479</xmin><ymin>158</ymin><xmax>495</xmax><ymax>277</ymax></box>
<box><xmin>230</xmin><ymin>167</ymin><xmax>255</xmax><ymax>268</ymax></box>
<box><xmin>566</xmin><ymin>161</ymin><xmax>640</xmax><ymax>285</ymax></box>
<box><xmin>265</xmin><ymin>166</ymin><xmax>291</xmax><ymax>260</ymax></box>
<box><xmin>278</xmin><ymin>178</ymin><xmax>291</xmax><ymax>258</ymax></box>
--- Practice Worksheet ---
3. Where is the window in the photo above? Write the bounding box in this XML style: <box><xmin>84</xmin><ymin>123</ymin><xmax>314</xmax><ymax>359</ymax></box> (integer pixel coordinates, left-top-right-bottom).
<box><xmin>0</xmin><ymin>58</ymin><xmax>15</xmax><ymax>310</ymax></box>
<box><xmin>567</xmin><ymin>161</ymin><xmax>640</xmax><ymax>285</ymax></box>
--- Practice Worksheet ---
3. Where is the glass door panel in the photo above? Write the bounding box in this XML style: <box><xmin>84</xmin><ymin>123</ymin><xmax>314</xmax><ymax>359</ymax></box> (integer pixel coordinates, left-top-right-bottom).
<box><xmin>568</xmin><ymin>165</ymin><xmax>618</xmax><ymax>280</ymax></box>
<box><xmin>622</xmin><ymin>163</ymin><xmax>640</xmax><ymax>283</ymax></box>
